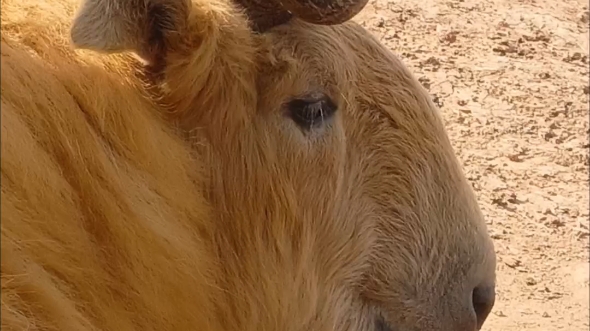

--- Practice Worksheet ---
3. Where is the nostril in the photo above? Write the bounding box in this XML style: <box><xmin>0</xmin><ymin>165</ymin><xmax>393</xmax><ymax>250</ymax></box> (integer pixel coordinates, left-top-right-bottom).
<box><xmin>472</xmin><ymin>285</ymin><xmax>496</xmax><ymax>329</ymax></box>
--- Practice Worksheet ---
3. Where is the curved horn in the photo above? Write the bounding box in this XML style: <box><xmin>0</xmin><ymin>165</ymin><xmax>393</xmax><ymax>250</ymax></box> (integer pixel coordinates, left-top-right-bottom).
<box><xmin>280</xmin><ymin>0</ymin><xmax>369</xmax><ymax>25</ymax></box>
<box><xmin>234</xmin><ymin>0</ymin><xmax>293</xmax><ymax>32</ymax></box>
<box><xmin>235</xmin><ymin>0</ymin><xmax>368</xmax><ymax>32</ymax></box>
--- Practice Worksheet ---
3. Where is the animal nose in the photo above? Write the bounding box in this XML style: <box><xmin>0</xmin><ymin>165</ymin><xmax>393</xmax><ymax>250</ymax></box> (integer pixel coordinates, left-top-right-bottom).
<box><xmin>471</xmin><ymin>285</ymin><xmax>496</xmax><ymax>329</ymax></box>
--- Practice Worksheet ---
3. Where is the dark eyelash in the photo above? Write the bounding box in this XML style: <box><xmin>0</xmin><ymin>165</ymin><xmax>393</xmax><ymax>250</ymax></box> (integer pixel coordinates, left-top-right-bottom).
<box><xmin>375</xmin><ymin>315</ymin><xmax>394</xmax><ymax>331</ymax></box>
<box><xmin>285</xmin><ymin>93</ymin><xmax>338</xmax><ymax>130</ymax></box>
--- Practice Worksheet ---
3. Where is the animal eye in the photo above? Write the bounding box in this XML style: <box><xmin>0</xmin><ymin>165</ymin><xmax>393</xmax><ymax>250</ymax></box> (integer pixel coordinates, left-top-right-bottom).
<box><xmin>285</xmin><ymin>92</ymin><xmax>337</xmax><ymax>131</ymax></box>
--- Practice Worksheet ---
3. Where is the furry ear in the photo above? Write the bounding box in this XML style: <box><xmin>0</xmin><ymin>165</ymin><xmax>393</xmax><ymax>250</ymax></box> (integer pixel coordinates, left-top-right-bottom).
<box><xmin>70</xmin><ymin>0</ymin><xmax>190</xmax><ymax>64</ymax></box>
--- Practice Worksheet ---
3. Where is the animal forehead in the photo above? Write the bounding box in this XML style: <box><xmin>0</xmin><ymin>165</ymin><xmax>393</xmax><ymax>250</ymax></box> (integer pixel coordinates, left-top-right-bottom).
<box><xmin>263</xmin><ymin>20</ymin><xmax>442</xmax><ymax>121</ymax></box>
<box><xmin>263</xmin><ymin>20</ymin><xmax>385</xmax><ymax>79</ymax></box>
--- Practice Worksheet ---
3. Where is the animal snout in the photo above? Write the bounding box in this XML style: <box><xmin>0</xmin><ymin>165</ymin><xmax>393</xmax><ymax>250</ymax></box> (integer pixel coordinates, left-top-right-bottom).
<box><xmin>447</xmin><ymin>284</ymin><xmax>496</xmax><ymax>331</ymax></box>
<box><xmin>471</xmin><ymin>285</ymin><xmax>495</xmax><ymax>329</ymax></box>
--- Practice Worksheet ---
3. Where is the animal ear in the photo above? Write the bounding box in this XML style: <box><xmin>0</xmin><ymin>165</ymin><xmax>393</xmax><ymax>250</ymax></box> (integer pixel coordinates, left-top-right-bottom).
<box><xmin>70</xmin><ymin>0</ymin><xmax>190</xmax><ymax>64</ymax></box>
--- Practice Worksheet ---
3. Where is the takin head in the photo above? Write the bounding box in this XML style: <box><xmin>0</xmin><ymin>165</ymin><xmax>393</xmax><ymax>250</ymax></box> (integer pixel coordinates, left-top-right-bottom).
<box><xmin>70</xmin><ymin>0</ymin><xmax>497</xmax><ymax>330</ymax></box>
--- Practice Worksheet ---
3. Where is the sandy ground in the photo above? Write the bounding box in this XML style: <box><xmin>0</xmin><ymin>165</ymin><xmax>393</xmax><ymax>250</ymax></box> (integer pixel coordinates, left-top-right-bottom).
<box><xmin>354</xmin><ymin>0</ymin><xmax>589</xmax><ymax>330</ymax></box>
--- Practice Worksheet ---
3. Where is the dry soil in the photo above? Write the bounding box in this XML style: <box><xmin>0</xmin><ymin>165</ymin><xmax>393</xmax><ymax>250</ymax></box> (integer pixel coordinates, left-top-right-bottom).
<box><xmin>354</xmin><ymin>0</ymin><xmax>589</xmax><ymax>330</ymax></box>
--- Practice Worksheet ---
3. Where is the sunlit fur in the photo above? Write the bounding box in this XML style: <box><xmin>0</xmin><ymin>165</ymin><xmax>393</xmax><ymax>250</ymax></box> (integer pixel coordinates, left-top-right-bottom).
<box><xmin>1</xmin><ymin>0</ymin><xmax>496</xmax><ymax>330</ymax></box>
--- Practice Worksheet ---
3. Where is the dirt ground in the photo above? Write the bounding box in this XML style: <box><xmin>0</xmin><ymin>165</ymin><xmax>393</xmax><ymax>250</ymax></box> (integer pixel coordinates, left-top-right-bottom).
<box><xmin>354</xmin><ymin>0</ymin><xmax>589</xmax><ymax>330</ymax></box>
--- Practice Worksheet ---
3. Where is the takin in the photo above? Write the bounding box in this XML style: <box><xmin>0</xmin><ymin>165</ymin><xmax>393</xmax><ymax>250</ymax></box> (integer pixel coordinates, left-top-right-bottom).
<box><xmin>0</xmin><ymin>0</ymin><xmax>497</xmax><ymax>330</ymax></box>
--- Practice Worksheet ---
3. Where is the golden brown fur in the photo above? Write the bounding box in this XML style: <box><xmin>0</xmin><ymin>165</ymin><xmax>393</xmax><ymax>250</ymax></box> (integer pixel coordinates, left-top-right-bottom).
<box><xmin>1</xmin><ymin>0</ymin><xmax>497</xmax><ymax>330</ymax></box>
